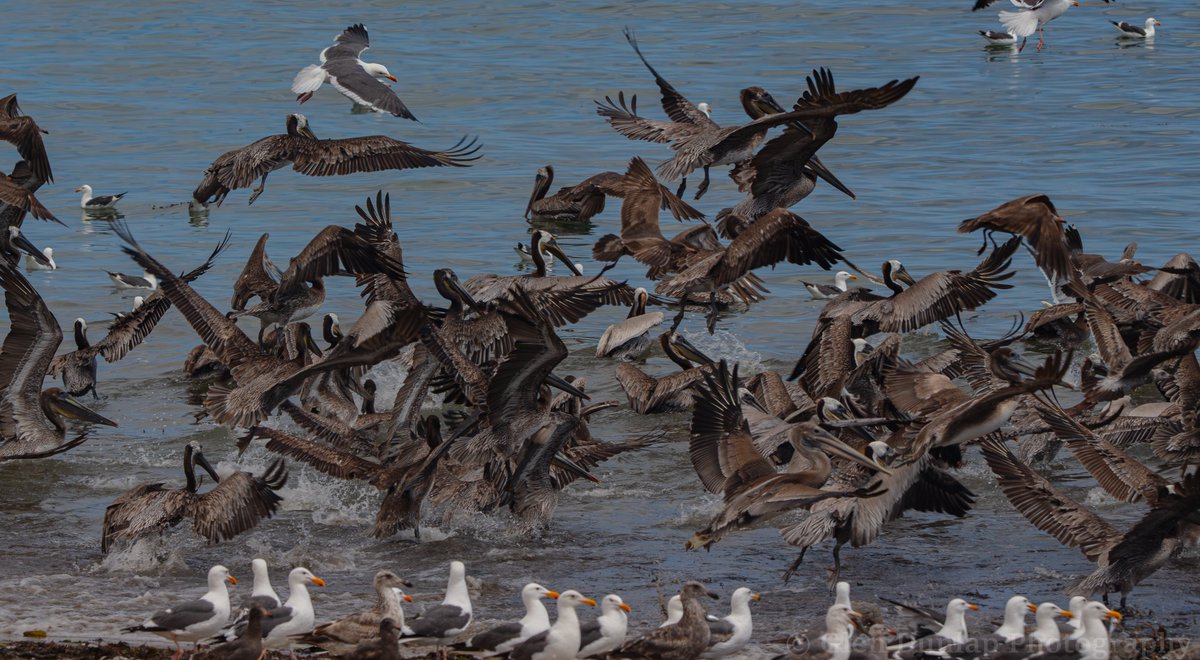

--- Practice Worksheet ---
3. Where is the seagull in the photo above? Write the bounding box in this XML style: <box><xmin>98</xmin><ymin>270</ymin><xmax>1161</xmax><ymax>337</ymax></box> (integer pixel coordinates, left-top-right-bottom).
<box><xmin>506</xmin><ymin>590</ymin><xmax>596</xmax><ymax>660</ymax></box>
<box><xmin>24</xmin><ymin>246</ymin><xmax>54</xmax><ymax>271</ymax></box>
<box><xmin>224</xmin><ymin>558</ymin><xmax>281</xmax><ymax>638</ymax></box>
<box><xmin>76</xmin><ymin>184</ymin><xmax>125</xmax><ymax>210</ymax></box>
<box><xmin>403</xmin><ymin>560</ymin><xmax>473</xmax><ymax>656</ymax></box>
<box><xmin>973</xmin><ymin>0</ymin><xmax>1111</xmax><ymax>52</ymax></box>
<box><xmin>1112</xmin><ymin>18</ymin><xmax>1160</xmax><ymax>38</ymax></box>
<box><xmin>450</xmin><ymin>582</ymin><xmax>559</xmax><ymax>656</ymax></box>
<box><xmin>577</xmin><ymin>594</ymin><xmax>630</xmax><ymax>657</ymax></box>
<box><xmin>979</xmin><ymin>30</ymin><xmax>1019</xmax><ymax>45</ymax></box>
<box><xmin>291</xmin><ymin>23</ymin><xmax>416</xmax><ymax>119</ymax></box>
<box><xmin>122</xmin><ymin>564</ymin><xmax>237</xmax><ymax>660</ymax></box>
<box><xmin>802</xmin><ymin>271</ymin><xmax>858</xmax><ymax>300</ymax></box>
<box><xmin>107</xmin><ymin>270</ymin><xmax>158</xmax><ymax>290</ymax></box>
<box><xmin>702</xmin><ymin>587</ymin><xmax>759</xmax><ymax>657</ymax></box>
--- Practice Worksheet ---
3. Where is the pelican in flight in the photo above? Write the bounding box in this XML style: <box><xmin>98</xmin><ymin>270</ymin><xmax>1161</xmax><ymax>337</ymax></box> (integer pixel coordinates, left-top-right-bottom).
<box><xmin>292</xmin><ymin>23</ymin><xmax>417</xmax><ymax>119</ymax></box>
<box><xmin>190</xmin><ymin>114</ymin><xmax>479</xmax><ymax>207</ymax></box>
<box><xmin>0</xmin><ymin>261</ymin><xmax>117</xmax><ymax>460</ymax></box>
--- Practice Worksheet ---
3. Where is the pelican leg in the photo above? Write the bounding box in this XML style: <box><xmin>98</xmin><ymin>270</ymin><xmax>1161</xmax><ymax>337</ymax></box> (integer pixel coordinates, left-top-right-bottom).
<box><xmin>1119</xmin><ymin>594</ymin><xmax>1127</xmax><ymax>611</ymax></box>
<box><xmin>782</xmin><ymin>548</ymin><xmax>809</xmax><ymax>584</ymax></box>
<box><xmin>825</xmin><ymin>544</ymin><xmax>843</xmax><ymax>593</ymax></box>
<box><xmin>248</xmin><ymin>173</ymin><xmax>270</xmax><ymax>205</ymax></box>
<box><xmin>706</xmin><ymin>292</ymin><xmax>720</xmax><ymax>335</ymax></box>
<box><xmin>672</xmin><ymin>295</ymin><xmax>690</xmax><ymax>330</ymax></box>
<box><xmin>694</xmin><ymin>166</ymin><xmax>712</xmax><ymax>200</ymax></box>
<box><xmin>676</xmin><ymin>177</ymin><xmax>687</xmax><ymax>199</ymax></box>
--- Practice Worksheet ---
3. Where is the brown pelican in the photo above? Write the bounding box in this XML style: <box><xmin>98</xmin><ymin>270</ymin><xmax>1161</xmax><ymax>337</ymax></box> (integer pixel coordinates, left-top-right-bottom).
<box><xmin>525</xmin><ymin>164</ymin><xmax>703</xmax><ymax>225</ymax></box>
<box><xmin>101</xmin><ymin>441</ymin><xmax>287</xmax><ymax>552</ymax></box>
<box><xmin>230</xmin><ymin>233</ymin><xmax>281</xmax><ymax>311</ymax></box>
<box><xmin>615</xmin><ymin>581</ymin><xmax>718</xmax><ymax>659</ymax></box>
<box><xmin>76</xmin><ymin>184</ymin><xmax>125</xmax><ymax>210</ymax></box>
<box><xmin>981</xmin><ymin>433</ymin><xmax>1199</xmax><ymax>608</ymax></box>
<box><xmin>959</xmin><ymin>194</ymin><xmax>1072</xmax><ymax>286</ymax></box>
<box><xmin>685</xmin><ymin>362</ymin><xmax>890</xmax><ymax>551</ymax></box>
<box><xmin>0</xmin><ymin>262</ymin><xmax>117</xmax><ymax>460</ymax></box>
<box><xmin>615</xmin><ymin>328</ymin><xmax>715</xmax><ymax>414</ymax></box>
<box><xmin>465</xmin><ymin>229</ymin><xmax>637</xmax><ymax>310</ymax></box>
<box><xmin>719</xmin><ymin>67</ymin><xmax>913</xmax><ymax>228</ymax></box>
<box><xmin>655</xmin><ymin>208</ymin><xmax>844</xmax><ymax>332</ymax></box>
<box><xmin>0</xmin><ymin>93</ymin><xmax>52</xmax><ymax>184</ymax></box>
<box><xmin>296</xmin><ymin>570</ymin><xmax>413</xmax><ymax>655</ymax></box>
<box><xmin>291</xmin><ymin>23</ymin><xmax>416</xmax><ymax>119</ymax></box>
<box><xmin>190</xmin><ymin>114</ymin><xmax>479</xmax><ymax>207</ymax></box>
<box><xmin>596</xmin><ymin>287</ymin><xmax>663</xmax><ymax>360</ymax></box>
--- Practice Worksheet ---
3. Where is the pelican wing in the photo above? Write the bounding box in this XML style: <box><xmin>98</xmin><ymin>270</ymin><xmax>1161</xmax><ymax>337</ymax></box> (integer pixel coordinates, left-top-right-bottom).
<box><xmin>596</xmin><ymin>312</ymin><xmax>664</xmax><ymax>358</ymax></box>
<box><xmin>290</xmin><ymin>135</ymin><xmax>480</xmax><ymax>177</ymax></box>
<box><xmin>192</xmin><ymin>459</ymin><xmax>287</xmax><ymax>543</ymax></box>
<box><xmin>0</xmin><ymin>115</ymin><xmax>52</xmax><ymax>184</ymax></box>
<box><xmin>231</xmin><ymin>233</ymin><xmax>279</xmax><ymax>311</ymax></box>
<box><xmin>980</xmin><ymin>436</ymin><xmax>1119</xmax><ymax>562</ymax></box>
<box><xmin>958</xmin><ymin>194</ymin><xmax>1071</xmax><ymax>282</ymax></box>
<box><xmin>486</xmin><ymin>288</ymin><xmax>575</xmax><ymax>424</ymax></box>
<box><xmin>1083</xmin><ymin>300</ymin><xmax>1133</xmax><ymax>370</ymax></box>
<box><xmin>251</xmin><ymin>426</ymin><xmax>381</xmax><ymax>481</ymax></box>
<box><xmin>690</xmin><ymin>361</ymin><xmax>776</xmax><ymax>496</ymax></box>
<box><xmin>616</xmin><ymin>157</ymin><xmax>673</xmax><ymax>267</ymax></box>
<box><xmin>711</xmin><ymin>208</ymin><xmax>844</xmax><ymax>289</ymax></box>
<box><xmin>1037</xmin><ymin>404</ymin><xmax>1169</xmax><ymax>505</ymax></box>
<box><xmin>594</xmin><ymin>92</ymin><xmax>706</xmax><ymax>144</ymax></box>
<box><xmin>857</xmin><ymin>237</ymin><xmax>1019</xmax><ymax>333</ymax></box>
<box><xmin>276</xmin><ymin>225</ymin><xmax>407</xmax><ymax>297</ymax></box>
<box><xmin>0</xmin><ymin>263</ymin><xmax>61</xmax><ymax>438</ymax></box>
<box><xmin>101</xmin><ymin>486</ymin><xmax>194</xmax><ymax>553</ymax></box>
<box><xmin>623</xmin><ymin>28</ymin><xmax>719</xmax><ymax>130</ymax></box>
<box><xmin>215</xmin><ymin>134</ymin><xmax>296</xmax><ymax>191</ymax></box>
<box><xmin>0</xmin><ymin>176</ymin><xmax>57</xmax><ymax>222</ymax></box>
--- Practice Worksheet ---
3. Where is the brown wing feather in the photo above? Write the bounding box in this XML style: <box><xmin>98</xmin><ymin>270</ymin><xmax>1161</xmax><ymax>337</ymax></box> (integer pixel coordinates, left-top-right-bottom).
<box><xmin>191</xmin><ymin>459</ymin><xmax>287</xmax><ymax>543</ymax></box>
<box><xmin>291</xmin><ymin>135</ymin><xmax>480</xmax><ymax>177</ymax></box>
<box><xmin>690</xmin><ymin>362</ymin><xmax>774</xmax><ymax>494</ymax></box>
<box><xmin>1037</xmin><ymin>404</ymin><xmax>1168</xmax><ymax>505</ymax></box>
<box><xmin>0</xmin><ymin>115</ymin><xmax>53</xmax><ymax>183</ymax></box>
<box><xmin>711</xmin><ymin>209</ymin><xmax>844</xmax><ymax>289</ymax></box>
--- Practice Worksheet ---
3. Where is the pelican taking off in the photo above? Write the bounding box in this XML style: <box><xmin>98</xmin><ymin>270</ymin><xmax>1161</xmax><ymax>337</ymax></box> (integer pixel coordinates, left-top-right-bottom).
<box><xmin>291</xmin><ymin>23</ymin><xmax>417</xmax><ymax>119</ymax></box>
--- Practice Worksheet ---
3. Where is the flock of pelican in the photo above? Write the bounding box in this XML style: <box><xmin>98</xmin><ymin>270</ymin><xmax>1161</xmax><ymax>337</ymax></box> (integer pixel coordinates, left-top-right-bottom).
<box><xmin>0</xmin><ymin>15</ymin><xmax>1197</xmax><ymax>660</ymax></box>
<box><xmin>127</xmin><ymin>558</ymin><xmax>1131</xmax><ymax>660</ymax></box>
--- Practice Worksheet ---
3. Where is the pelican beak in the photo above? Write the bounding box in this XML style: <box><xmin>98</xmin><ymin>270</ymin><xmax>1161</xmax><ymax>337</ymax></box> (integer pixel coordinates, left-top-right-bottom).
<box><xmin>449</xmin><ymin>274</ymin><xmax>486</xmax><ymax>313</ymax></box>
<box><xmin>525</xmin><ymin>171</ymin><xmax>550</xmax><ymax>219</ymax></box>
<box><xmin>967</xmin><ymin>603</ymin><xmax>980</xmax><ymax>611</ymax></box>
<box><xmin>544</xmin><ymin>237</ymin><xmax>583</xmax><ymax>276</ymax></box>
<box><xmin>12</xmin><ymin>230</ymin><xmax>50</xmax><ymax>265</ymax></box>
<box><xmin>403</xmin><ymin>595</ymin><xmax>414</xmax><ymax>602</ymax></box>
<box><xmin>581</xmin><ymin>597</ymin><xmax>597</xmax><ymax>607</ymax></box>
<box><xmin>227</xmin><ymin>575</ymin><xmax>238</xmax><ymax>585</ymax></box>
<box><xmin>809</xmin><ymin>427</ymin><xmax>893</xmax><ymax>475</ymax></box>
<box><xmin>894</xmin><ymin>265</ymin><xmax>917</xmax><ymax>286</ymax></box>
<box><xmin>1060</xmin><ymin>610</ymin><xmax>1073</xmax><ymax>619</ymax></box>
<box><xmin>298</xmin><ymin>125</ymin><xmax>318</xmax><ymax>140</ymax></box>
<box><xmin>191</xmin><ymin>449</ymin><xmax>222</xmax><ymax>484</ymax></box>
<box><xmin>619</xmin><ymin>602</ymin><xmax>632</xmax><ymax>612</ymax></box>
<box><xmin>670</xmin><ymin>333</ymin><xmax>715</xmax><ymax>366</ymax></box>
<box><xmin>50</xmin><ymin>391</ymin><xmax>119</xmax><ymax>427</ymax></box>
<box><xmin>546</xmin><ymin>372</ymin><xmax>589</xmax><ymax>400</ymax></box>
<box><xmin>545</xmin><ymin>591</ymin><xmax>560</xmax><ymax>599</ymax></box>
<box><xmin>1006</xmin><ymin>354</ymin><xmax>1040</xmax><ymax>379</ymax></box>
<box><xmin>550</xmin><ymin>453</ymin><xmax>602</xmax><ymax>484</ymax></box>
<box><xmin>753</xmin><ymin>90</ymin><xmax>788</xmax><ymax>116</ymax></box>
<box><xmin>1106</xmin><ymin>610</ymin><xmax>1122</xmax><ymax>622</ymax></box>
<box><xmin>311</xmin><ymin>576</ymin><xmax>327</xmax><ymax>587</ymax></box>
<box><xmin>807</xmin><ymin>156</ymin><xmax>855</xmax><ymax>200</ymax></box>
<box><xmin>1027</xmin><ymin>604</ymin><xmax>1038</xmax><ymax>613</ymax></box>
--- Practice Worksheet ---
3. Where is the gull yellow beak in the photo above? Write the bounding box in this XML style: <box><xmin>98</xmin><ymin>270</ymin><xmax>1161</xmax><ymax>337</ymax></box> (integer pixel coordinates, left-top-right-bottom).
<box><xmin>1155</xmin><ymin>21</ymin><xmax>1161</xmax><ymax>26</ymax></box>
<box><xmin>1060</xmin><ymin>610</ymin><xmax>1073</xmax><ymax>619</ymax></box>
<box><xmin>226</xmin><ymin>576</ymin><xmax>238</xmax><ymax>585</ymax></box>
<box><xmin>849</xmin><ymin>274</ymin><xmax>858</xmax><ymax>280</ymax></box>
<box><xmin>850</xmin><ymin>610</ymin><xmax>863</xmax><ymax>618</ymax></box>
<box><xmin>581</xmin><ymin>597</ymin><xmax>597</xmax><ymax>607</ymax></box>
<box><xmin>752</xmin><ymin>593</ymin><xmax>762</xmax><ymax>602</ymax></box>
<box><xmin>1027</xmin><ymin>604</ymin><xmax>1038</xmax><ymax>613</ymax></box>
<box><xmin>545</xmin><ymin>591</ymin><xmax>560</xmax><ymax>599</ymax></box>
<box><xmin>1106</xmin><ymin>610</ymin><xmax>1122</xmax><ymax>622</ymax></box>
<box><xmin>967</xmin><ymin>603</ymin><xmax>980</xmax><ymax>611</ymax></box>
<box><xmin>311</xmin><ymin>576</ymin><xmax>327</xmax><ymax>587</ymax></box>
<box><xmin>403</xmin><ymin>595</ymin><xmax>414</xmax><ymax>603</ymax></box>
<box><xmin>74</xmin><ymin>187</ymin><xmax>83</xmax><ymax>193</ymax></box>
<box><xmin>386</xmin><ymin>74</ymin><xmax>398</xmax><ymax>82</ymax></box>
<box><xmin>619</xmin><ymin>603</ymin><xmax>632</xmax><ymax>613</ymax></box>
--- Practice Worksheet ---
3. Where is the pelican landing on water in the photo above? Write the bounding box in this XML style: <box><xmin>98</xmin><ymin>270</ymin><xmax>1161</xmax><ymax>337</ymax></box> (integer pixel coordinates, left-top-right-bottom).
<box><xmin>190</xmin><ymin>114</ymin><xmax>479</xmax><ymax>208</ymax></box>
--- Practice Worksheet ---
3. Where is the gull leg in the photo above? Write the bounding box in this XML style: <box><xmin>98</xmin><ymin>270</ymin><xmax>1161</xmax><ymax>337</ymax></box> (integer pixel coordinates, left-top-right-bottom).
<box><xmin>694</xmin><ymin>166</ymin><xmax>711</xmax><ymax>200</ymax></box>
<box><xmin>1018</xmin><ymin>36</ymin><xmax>1028</xmax><ymax>52</ymax></box>
<box><xmin>1037</xmin><ymin>29</ymin><xmax>1045</xmax><ymax>52</ymax></box>
<box><xmin>170</xmin><ymin>641</ymin><xmax>182</xmax><ymax>660</ymax></box>
<box><xmin>248</xmin><ymin>173</ymin><xmax>269</xmax><ymax>205</ymax></box>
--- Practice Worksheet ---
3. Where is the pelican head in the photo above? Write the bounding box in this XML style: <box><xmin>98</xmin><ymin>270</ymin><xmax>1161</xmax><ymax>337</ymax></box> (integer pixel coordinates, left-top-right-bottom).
<box><xmin>865</xmin><ymin>440</ymin><xmax>895</xmax><ymax>466</ymax></box>
<box><xmin>287</xmin><ymin>113</ymin><xmax>318</xmax><ymax>140</ymax></box>
<box><xmin>988</xmin><ymin>346</ymin><xmax>1039</xmax><ymax>384</ymax></box>
<box><xmin>696</xmin><ymin>102</ymin><xmax>712</xmax><ymax>117</ymax></box>
<box><xmin>363</xmin><ymin>62</ymin><xmax>399</xmax><ymax>83</ymax></box>
<box><xmin>661</xmin><ymin>330</ymin><xmax>714</xmax><ymax>368</ymax></box>
<box><xmin>797</xmin><ymin>425</ymin><xmax>893</xmax><ymax>475</ymax></box>
<box><xmin>883</xmin><ymin>259</ymin><xmax>916</xmax><ymax>288</ymax></box>
<box><xmin>6</xmin><ymin>226</ymin><xmax>49</xmax><ymax>265</ymax></box>
<box><xmin>807</xmin><ymin>155</ymin><xmax>856</xmax><ymax>200</ymax></box>
<box><xmin>532</xmin><ymin>230</ymin><xmax>582</xmax><ymax>276</ymax></box>
<box><xmin>525</xmin><ymin>165</ymin><xmax>555</xmax><ymax>218</ymax></box>
<box><xmin>132</xmin><ymin>296</ymin><xmax>144</xmax><ymax>310</ymax></box>
<box><xmin>42</xmin><ymin>387</ymin><xmax>118</xmax><ymax>428</ymax></box>
<box><xmin>629</xmin><ymin>287</ymin><xmax>649</xmax><ymax>317</ymax></box>
<box><xmin>187</xmin><ymin>441</ymin><xmax>221</xmax><ymax>483</ymax></box>
<box><xmin>739</xmin><ymin>86</ymin><xmax>787</xmax><ymax>119</ymax></box>
<box><xmin>433</xmin><ymin>268</ymin><xmax>485</xmax><ymax>312</ymax></box>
